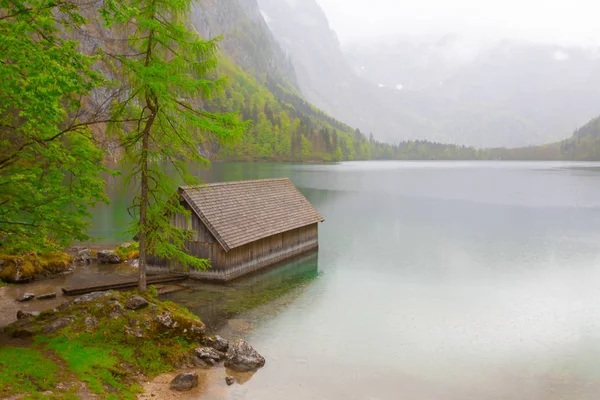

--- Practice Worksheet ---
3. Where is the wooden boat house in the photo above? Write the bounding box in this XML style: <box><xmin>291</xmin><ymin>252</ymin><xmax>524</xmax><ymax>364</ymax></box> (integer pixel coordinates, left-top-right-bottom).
<box><xmin>149</xmin><ymin>178</ymin><xmax>324</xmax><ymax>282</ymax></box>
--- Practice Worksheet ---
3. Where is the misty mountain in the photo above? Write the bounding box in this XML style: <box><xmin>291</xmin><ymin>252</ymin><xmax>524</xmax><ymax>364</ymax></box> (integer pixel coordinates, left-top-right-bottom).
<box><xmin>347</xmin><ymin>37</ymin><xmax>600</xmax><ymax>146</ymax></box>
<box><xmin>257</xmin><ymin>0</ymin><xmax>441</xmax><ymax>145</ymax></box>
<box><xmin>256</xmin><ymin>0</ymin><xmax>600</xmax><ymax>147</ymax></box>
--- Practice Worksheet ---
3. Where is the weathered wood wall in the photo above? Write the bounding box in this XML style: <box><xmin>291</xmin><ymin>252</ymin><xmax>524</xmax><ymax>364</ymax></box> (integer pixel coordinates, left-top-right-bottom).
<box><xmin>148</xmin><ymin>203</ymin><xmax>319</xmax><ymax>282</ymax></box>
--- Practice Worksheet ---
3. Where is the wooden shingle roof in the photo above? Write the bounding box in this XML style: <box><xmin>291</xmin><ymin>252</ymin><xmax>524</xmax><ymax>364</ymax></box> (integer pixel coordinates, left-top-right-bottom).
<box><xmin>179</xmin><ymin>179</ymin><xmax>324</xmax><ymax>252</ymax></box>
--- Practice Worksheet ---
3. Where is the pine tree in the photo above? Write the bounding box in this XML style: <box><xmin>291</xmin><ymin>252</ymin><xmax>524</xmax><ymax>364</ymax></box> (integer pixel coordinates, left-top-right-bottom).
<box><xmin>0</xmin><ymin>0</ymin><xmax>110</xmax><ymax>253</ymax></box>
<box><xmin>101</xmin><ymin>0</ymin><xmax>245</xmax><ymax>291</ymax></box>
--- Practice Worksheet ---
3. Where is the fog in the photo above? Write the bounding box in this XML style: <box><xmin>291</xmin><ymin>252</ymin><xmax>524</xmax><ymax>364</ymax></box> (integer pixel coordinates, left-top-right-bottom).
<box><xmin>317</xmin><ymin>0</ymin><xmax>600</xmax><ymax>47</ymax></box>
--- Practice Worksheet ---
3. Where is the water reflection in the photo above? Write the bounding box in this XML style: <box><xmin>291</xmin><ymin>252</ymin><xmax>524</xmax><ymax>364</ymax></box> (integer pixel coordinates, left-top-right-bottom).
<box><xmin>164</xmin><ymin>252</ymin><xmax>320</xmax><ymax>333</ymax></box>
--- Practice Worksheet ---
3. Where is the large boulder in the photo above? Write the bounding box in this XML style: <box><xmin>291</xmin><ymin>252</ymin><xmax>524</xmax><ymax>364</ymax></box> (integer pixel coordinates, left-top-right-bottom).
<box><xmin>125</xmin><ymin>295</ymin><xmax>149</xmax><ymax>310</ymax></box>
<box><xmin>169</xmin><ymin>372</ymin><xmax>198</xmax><ymax>392</ymax></box>
<box><xmin>97</xmin><ymin>250</ymin><xmax>121</xmax><ymax>264</ymax></box>
<box><xmin>73</xmin><ymin>248</ymin><xmax>93</xmax><ymax>264</ymax></box>
<box><xmin>224</xmin><ymin>339</ymin><xmax>265</xmax><ymax>372</ymax></box>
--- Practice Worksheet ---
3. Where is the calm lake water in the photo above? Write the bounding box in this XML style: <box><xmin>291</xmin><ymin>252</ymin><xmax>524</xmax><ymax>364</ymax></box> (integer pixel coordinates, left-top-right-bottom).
<box><xmin>94</xmin><ymin>161</ymin><xmax>600</xmax><ymax>399</ymax></box>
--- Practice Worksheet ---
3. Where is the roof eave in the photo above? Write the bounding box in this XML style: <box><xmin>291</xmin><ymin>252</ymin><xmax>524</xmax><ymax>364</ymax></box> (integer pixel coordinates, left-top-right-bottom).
<box><xmin>179</xmin><ymin>187</ymin><xmax>232</xmax><ymax>252</ymax></box>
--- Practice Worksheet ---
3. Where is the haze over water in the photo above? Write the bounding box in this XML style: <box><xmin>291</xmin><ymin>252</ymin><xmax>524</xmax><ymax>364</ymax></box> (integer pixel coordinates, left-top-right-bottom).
<box><xmin>97</xmin><ymin>161</ymin><xmax>600</xmax><ymax>399</ymax></box>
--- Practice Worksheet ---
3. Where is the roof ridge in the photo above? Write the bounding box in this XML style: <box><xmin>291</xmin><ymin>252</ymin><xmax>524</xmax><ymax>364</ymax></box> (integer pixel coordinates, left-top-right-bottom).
<box><xmin>179</xmin><ymin>178</ymin><xmax>290</xmax><ymax>190</ymax></box>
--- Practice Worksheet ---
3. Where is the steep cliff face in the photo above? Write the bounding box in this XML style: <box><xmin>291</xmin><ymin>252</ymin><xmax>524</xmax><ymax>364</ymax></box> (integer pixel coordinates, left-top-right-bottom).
<box><xmin>191</xmin><ymin>0</ymin><xmax>298</xmax><ymax>91</ymax></box>
<box><xmin>256</xmin><ymin>0</ymin><xmax>441</xmax><ymax>144</ymax></box>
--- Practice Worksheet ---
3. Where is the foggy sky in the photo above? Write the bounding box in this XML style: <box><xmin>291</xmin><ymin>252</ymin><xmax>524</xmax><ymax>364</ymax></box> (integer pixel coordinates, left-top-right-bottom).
<box><xmin>316</xmin><ymin>0</ymin><xmax>600</xmax><ymax>46</ymax></box>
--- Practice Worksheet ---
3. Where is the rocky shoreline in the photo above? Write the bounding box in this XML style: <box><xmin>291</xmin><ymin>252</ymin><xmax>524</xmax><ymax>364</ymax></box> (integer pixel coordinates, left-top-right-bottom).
<box><xmin>0</xmin><ymin>290</ymin><xmax>266</xmax><ymax>398</ymax></box>
<box><xmin>0</xmin><ymin>243</ymin><xmax>140</xmax><ymax>285</ymax></box>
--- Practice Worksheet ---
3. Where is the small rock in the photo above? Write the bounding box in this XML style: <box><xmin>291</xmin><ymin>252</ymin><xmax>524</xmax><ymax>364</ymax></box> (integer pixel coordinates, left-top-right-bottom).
<box><xmin>169</xmin><ymin>372</ymin><xmax>198</xmax><ymax>392</ymax></box>
<box><xmin>194</xmin><ymin>346</ymin><xmax>224</xmax><ymax>362</ymax></box>
<box><xmin>125</xmin><ymin>295</ymin><xmax>149</xmax><ymax>310</ymax></box>
<box><xmin>224</xmin><ymin>339</ymin><xmax>265</xmax><ymax>372</ymax></box>
<box><xmin>17</xmin><ymin>293</ymin><xmax>35</xmax><ymax>302</ymax></box>
<box><xmin>83</xmin><ymin>316</ymin><xmax>98</xmax><ymax>328</ymax></box>
<box><xmin>57</xmin><ymin>300</ymin><xmax>74</xmax><ymax>311</ymax></box>
<box><xmin>37</xmin><ymin>292</ymin><xmax>56</xmax><ymax>300</ymax></box>
<box><xmin>190</xmin><ymin>356</ymin><xmax>209</xmax><ymax>368</ymax></box>
<box><xmin>120</xmin><ymin>243</ymin><xmax>132</xmax><ymax>249</ymax></box>
<box><xmin>155</xmin><ymin>312</ymin><xmax>174</xmax><ymax>328</ymax></box>
<box><xmin>124</xmin><ymin>326</ymin><xmax>144</xmax><ymax>338</ymax></box>
<box><xmin>205</xmin><ymin>335</ymin><xmax>229</xmax><ymax>352</ymax></box>
<box><xmin>43</xmin><ymin>317</ymin><xmax>72</xmax><ymax>333</ymax></box>
<box><xmin>73</xmin><ymin>291</ymin><xmax>110</xmax><ymax>304</ymax></box>
<box><xmin>16</xmin><ymin>310</ymin><xmax>40</xmax><ymax>320</ymax></box>
<box><xmin>225</xmin><ymin>376</ymin><xmax>235</xmax><ymax>386</ymax></box>
<box><xmin>97</xmin><ymin>250</ymin><xmax>121</xmax><ymax>264</ymax></box>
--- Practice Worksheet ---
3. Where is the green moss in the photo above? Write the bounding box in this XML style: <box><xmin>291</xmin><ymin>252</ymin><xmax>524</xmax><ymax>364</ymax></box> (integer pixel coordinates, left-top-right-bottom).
<box><xmin>0</xmin><ymin>252</ymin><xmax>73</xmax><ymax>282</ymax></box>
<box><xmin>115</xmin><ymin>243</ymin><xmax>139</xmax><ymax>262</ymax></box>
<box><xmin>0</xmin><ymin>347</ymin><xmax>60</xmax><ymax>397</ymax></box>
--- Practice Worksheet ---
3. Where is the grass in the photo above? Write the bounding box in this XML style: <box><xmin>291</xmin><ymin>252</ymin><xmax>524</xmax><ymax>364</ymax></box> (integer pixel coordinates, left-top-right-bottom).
<box><xmin>2</xmin><ymin>290</ymin><xmax>204</xmax><ymax>399</ymax></box>
<box><xmin>0</xmin><ymin>347</ymin><xmax>60</xmax><ymax>397</ymax></box>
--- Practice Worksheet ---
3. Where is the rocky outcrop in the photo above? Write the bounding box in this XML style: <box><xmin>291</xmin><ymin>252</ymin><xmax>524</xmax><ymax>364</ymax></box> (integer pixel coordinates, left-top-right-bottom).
<box><xmin>4</xmin><ymin>290</ymin><xmax>266</xmax><ymax>397</ymax></box>
<box><xmin>97</xmin><ymin>250</ymin><xmax>121</xmax><ymax>264</ymax></box>
<box><xmin>169</xmin><ymin>372</ymin><xmax>198</xmax><ymax>391</ymax></box>
<box><xmin>224</xmin><ymin>339</ymin><xmax>265</xmax><ymax>372</ymax></box>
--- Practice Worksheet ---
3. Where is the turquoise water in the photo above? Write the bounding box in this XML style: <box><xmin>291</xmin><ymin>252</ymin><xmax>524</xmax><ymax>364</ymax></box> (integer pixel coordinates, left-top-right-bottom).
<box><xmin>93</xmin><ymin>161</ymin><xmax>600</xmax><ymax>399</ymax></box>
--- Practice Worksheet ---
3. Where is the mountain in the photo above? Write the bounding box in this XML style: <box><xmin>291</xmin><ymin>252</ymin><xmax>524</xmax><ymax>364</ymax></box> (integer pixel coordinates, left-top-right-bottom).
<box><xmin>347</xmin><ymin>37</ymin><xmax>600</xmax><ymax>147</ymax></box>
<box><xmin>257</xmin><ymin>0</ymin><xmax>440</xmax><ymax>145</ymax></box>
<box><xmin>70</xmin><ymin>0</ymin><xmax>373</xmax><ymax>162</ymax></box>
<box><xmin>256</xmin><ymin>0</ymin><xmax>600</xmax><ymax>148</ymax></box>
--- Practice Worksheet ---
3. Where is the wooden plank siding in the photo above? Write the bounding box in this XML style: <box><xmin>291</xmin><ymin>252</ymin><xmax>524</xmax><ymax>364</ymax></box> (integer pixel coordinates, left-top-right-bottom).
<box><xmin>147</xmin><ymin>206</ymin><xmax>319</xmax><ymax>282</ymax></box>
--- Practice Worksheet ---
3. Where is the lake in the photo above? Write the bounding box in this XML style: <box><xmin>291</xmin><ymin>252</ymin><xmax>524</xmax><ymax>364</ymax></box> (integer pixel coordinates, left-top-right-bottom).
<box><xmin>94</xmin><ymin>161</ymin><xmax>600</xmax><ymax>399</ymax></box>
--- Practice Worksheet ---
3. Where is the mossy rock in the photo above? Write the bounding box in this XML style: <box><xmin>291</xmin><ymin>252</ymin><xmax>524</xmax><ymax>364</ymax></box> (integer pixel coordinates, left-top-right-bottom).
<box><xmin>0</xmin><ymin>252</ymin><xmax>73</xmax><ymax>283</ymax></box>
<box><xmin>115</xmin><ymin>242</ymin><xmax>140</xmax><ymax>262</ymax></box>
<box><xmin>4</xmin><ymin>290</ymin><xmax>207</xmax><ymax>398</ymax></box>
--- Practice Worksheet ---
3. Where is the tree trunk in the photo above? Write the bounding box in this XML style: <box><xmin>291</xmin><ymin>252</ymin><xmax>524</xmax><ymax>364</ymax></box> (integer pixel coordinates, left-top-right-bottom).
<box><xmin>138</xmin><ymin>14</ymin><xmax>156</xmax><ymax>293</ymax></box>
<box><xmin>137</xmin><ymin>105</ymin><xmax>157</xmax><ymax>293</ymax></box>
<box><xmin>138</xmin><ymin>126</ymin><xmax>149</xmax><ymax>293</ymax></box>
